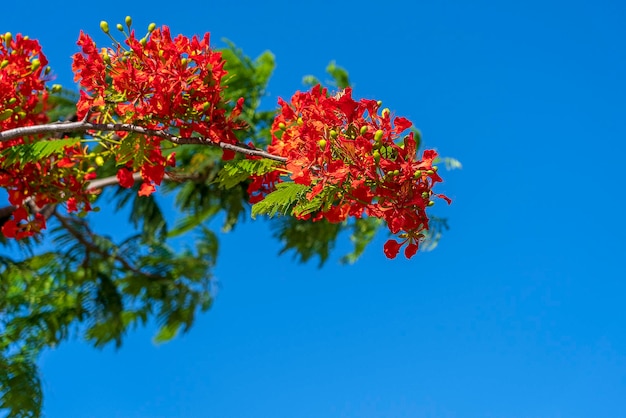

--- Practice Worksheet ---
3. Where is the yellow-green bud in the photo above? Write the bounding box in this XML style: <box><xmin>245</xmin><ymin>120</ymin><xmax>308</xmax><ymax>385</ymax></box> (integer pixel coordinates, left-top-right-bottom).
<box><xmin>8</xmin><ymin>97</ymin><xmax>16</xmax><ymax>104</ymax></box>
<box><xmin>297</xmin><ymin>117</ymin><xmax>303</xmax><ymax>125</ymax></box>
<box><xmin>125</xmin><ymin>16</ymin><xmax>133</xmax><ymax>28</ymax></box>
<box><xmin>4</xmin><ymin>32</ymin><xmax>12</xmax><ymax>44</ymax></box>
<box><xmin>0</xmin><ymin>59</ymin><xmax>8</xmax><ymax>69</ymax></box>
<box><xmin>95</xmin><ymin>156</ymin><xmax>105</xmax><ymax>166</ymax></box>
<box><xmin>181</xmin><ymin>58</ymin><xmax>188</xmax><ymax>66</ymax></box>
<box><xmin>329</xmin><ymin>129</ymin><xmax>338</xmax><ymax>139</ymax></box>
<box><xmin>393</xmin><ymin>169</ymin><xmax>400</xmax><ymax>176</ymax></box>
<box><xmin>51</xmin><ymin>84</ymin><xmax>62</xmax><ymax>93</ymax></box>
<box><xmin>413</xmin><ymin>170</ymin><xmax>422</xmax><ymax>178</ymax></box>
<box><xmin>278</xmin><ymin>122</ymin><xmax>286</xmax><ymax>130</ymax></box>
<box><xmin>373</xmin><ymin>150</ymin><xmax>381</xmax><ymax>163</ymax></box>
<box><xmin>0</xmin><ymin>109</ymin><xmax>13</xmax><ymax>122</ymax></box>
<box><xmin>148</xmin><ymin>23</ymin><xmax>157</xmax><ymax>32</ymax></box>
<box><xmin>318</xmin><ymin>139</ymin><xmax>327</xmax><ymax>149</ymax></box>
<box><xmin>374</xmin><ymin>129</ymin><xmax>384</xmax><ymax>142</ymax></box>
<box><xmin>359</xmin><ymin>125</ymin><xmax>368</xmax><ymax>136</ymax></box>
<box><xmin>432</xmin><ymin>165</ymin><xmax>438</xmax><ymax>171</ymax></box>
<box><xmin>31</xmin><ymin>58</ymin><xmax>40</xmax><ymax>70</ymax></box>
<box><xmin>376</xmin><ymin>100</ymin><xmax>382</xmax><ymax>107</ymax></box>
<box><xmin>426</xmin><ymin>169</ymin><xmax>435</xmax><ymax>175</ymax></box>
<box><xmin>116</xmin><ymin>23</ymin><xmax>124</xmax><ymax>32</ymax></box>
<box><xmin>100</xmin><ymin>21</ymin><xmax>110</xmax><ymax>34</ymax></box>
<box><xmin>421</xmin><ymin>191</ymin><xmax>429</xmax><ymax>199</ymax></box>
<box><xmin>428</xmin><ymin>200</ymin><xmax>435</xmax><ymax>206</ymax></box>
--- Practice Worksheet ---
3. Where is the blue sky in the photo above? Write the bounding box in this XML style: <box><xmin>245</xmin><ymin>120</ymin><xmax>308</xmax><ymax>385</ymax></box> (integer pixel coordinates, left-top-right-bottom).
<box><xmin>2</xmin><ymin>0</ymin><xmax>626</xmax><ymax>416</ymax></box>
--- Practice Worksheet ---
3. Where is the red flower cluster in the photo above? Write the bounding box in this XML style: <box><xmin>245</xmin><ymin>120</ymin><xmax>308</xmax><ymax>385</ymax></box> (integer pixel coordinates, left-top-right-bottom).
<box><xmin>249</xmin><ymin>85</ymin><xmax>451</xmax><ymax>259</ymax></box>
<box><xmin>0</xmin><ymin>32</ymin><xmax>49</xmax><ymax>133</ymax></box>
<box><xmin>1</xmin><ymin>32</ymin><xmax>94</xmax><ymax>239</ymax></box>
<box><xmin>72</xmin><ymin>24</ymin><xmax>244</xmax><ymax>195</ymax></box>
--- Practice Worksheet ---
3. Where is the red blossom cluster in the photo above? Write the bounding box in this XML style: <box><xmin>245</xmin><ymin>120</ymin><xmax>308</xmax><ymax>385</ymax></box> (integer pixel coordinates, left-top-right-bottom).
<box><xmin>249</xmin><ymin>85</ymin><xmax>451</xmax><ymax>259</ymax></box>
<box><xmin>72</xmin><ymin>23</ymin><xmax>244</xmax><ymax>196</ymax></box>
<box><xmin>1</xmin><ymin>32</ymin><xmax>94</xmax><ymax>239</ymax></box>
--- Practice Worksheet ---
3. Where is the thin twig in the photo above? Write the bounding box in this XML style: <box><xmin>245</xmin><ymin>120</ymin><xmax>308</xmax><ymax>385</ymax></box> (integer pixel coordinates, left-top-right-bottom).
<box><xmin>0</xmin><ymin>120</ymin><xmax>286</xmax><ymax>163</ymax></box>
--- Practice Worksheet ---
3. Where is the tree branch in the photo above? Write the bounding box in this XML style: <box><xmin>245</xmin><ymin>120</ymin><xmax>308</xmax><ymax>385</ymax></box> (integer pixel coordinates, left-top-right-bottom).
<box><xmin>0</xmin><ymin>120</ymin><xmax>287</xmax><ymax>163</ymax></box>
<box><xmin>52</xmin><ymin>209</ymin><xmax>164</xmax><ymax>280</ymax></box>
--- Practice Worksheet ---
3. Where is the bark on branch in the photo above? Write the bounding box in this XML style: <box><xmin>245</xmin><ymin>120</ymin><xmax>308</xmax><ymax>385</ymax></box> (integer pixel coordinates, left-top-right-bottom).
<box><xmin>0</xmin><ymin>119</ymin><xmax>287</xmax><ymax>163</ymax></box>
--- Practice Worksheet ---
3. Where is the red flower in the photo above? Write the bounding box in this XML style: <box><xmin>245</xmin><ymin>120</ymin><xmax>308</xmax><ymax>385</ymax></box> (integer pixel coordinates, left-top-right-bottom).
<box><xmin>384</xmin><ymin>240</ymin><xmax>402</xmax><ymax>259</ymax></box>
<box><xmin>117</xmin><ymin>168</ymin><xmax>135</xmax><ymax>189</ymax></box>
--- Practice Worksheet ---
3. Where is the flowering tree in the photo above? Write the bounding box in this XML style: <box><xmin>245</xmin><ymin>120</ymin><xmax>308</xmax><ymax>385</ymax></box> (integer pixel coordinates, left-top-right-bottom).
<box><xmin>0</xmin><ymin>18</ymin><xmax>453</xmax><ymax>417</ymax></box>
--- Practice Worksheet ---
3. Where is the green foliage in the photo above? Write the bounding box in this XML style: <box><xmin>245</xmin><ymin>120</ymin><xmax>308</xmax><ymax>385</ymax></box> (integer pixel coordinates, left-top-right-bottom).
<box><xmin>216</xmin><ymin>158</ymin><xmax>280</xmax><ymax>190</ymax></box>
<box><xmin>45</xmin><ymin>89</ymin><xmax>79</xmax><ymax>122</ymax></box>
<box><xmin>340</xmin><ymin>217</ymin><xmax>382</xmax><ymax>265</ymax></box>
<box><xmin>325</xmin><ymin>61</ymin><xmax>350</xmax><ymax>89</ymax></box>
<box><xmin>251</xmin><ymin>182</ymin><xmax>310</xmax><ymax>218</ymax></box>
<box><xmin>0</xmin><ymin>138</ymin><xmax>81</xmax><ymax>168</ymax></box>
<box><xmin>271</xmin><ymin>217</ymin><xmax>342</xmax><ymax>266</ymax></box>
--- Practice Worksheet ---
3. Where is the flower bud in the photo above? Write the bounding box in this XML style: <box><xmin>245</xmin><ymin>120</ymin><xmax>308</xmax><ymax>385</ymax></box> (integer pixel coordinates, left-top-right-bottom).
<box><xmin>359</xmin><ymin>125</ymin><xmax>368</xmax><ymax>136</ymax></box>
<box><xmin>432</xmin><ymin>165</ymin><xmax>438</xmax><ymax>171</ymax></box>
<box><xmin>125</xmin><ymin>16</ymin><xmax>133</xmax><ymax>28</ymax></box>
<box><xmin>426</xmin><ymin>170</ymin><xmax>434</xmax><ymax>175</ymax></box>
<box><xmin>421</xmin><ymin>191</ymin><xmax>429</xmax><ymax>199</ymax></box>
<box><xmin>376</xmin><ymin>100</ymin><xmax>382</xmax><ymax>107</ymax></box>
<box><xmin>413</xmin><ymin>170</ymin><xmax>422</xmax><ymax>178</ymax></box>
<box><xmin>278</xmin><ymin>122</ymin><xmax>286</xmax><ymax>130</ymax></box>
<box><xmin>31</xmin><ymin>58</ymin><xmax>41</xmax><ymax>70</ymax></box>
<box><xmin>373</xmin><ymin>150</ymin><xmax>381</xmax><ymax>164</ymax></box>
<box><xmin>0</xmin><ymin>59</ymin><xmax>8</xmax><ymax>69</ymax></box>
<box><xmin>318</xmin><ymin>139</ymin><xmax>327</xmax><ymax>149</ymax></box>
<box><xmin>95</xmin><ymin>156</ymin><xmax>105</xmax><ymax>166</ymax></box>
<box><xmin>428</xmin><ymin>200</ymin><xmax>435</xmax><ymax>206</ymax></box>
<box><xmin>330</xmin><ymin>129</ymin><xmax>338</xmax><ymax>139</ymax></box>
<box><xmin>297</xmin><ymin>117</ymin><xmax>303</xmax><ymax>125</ymax></box>
<box><xmin>100</xmin><ymin>21</ymin><xmax>110</xmax><ymax>34</ymax></box>
<box><xmin>116</xmin><ymin>23</ymin><xmax>124</xmax><ymax>32</ymax></box>
<box><xmin>51</xmin><ymin>84</ymin><xmax>62</xmax><ymax>93</ymax></box>
<box><xmin>8</xmin><ymin>97</ymin><xmax>16</xmax><ymax>104</ymax></box>
<box><xmin>374</xmin><ymin>129</ymin><xmax>384</xmax><ymax>142</ymax></box>
<box><xmin>0</xmin><ymin>109</ymin><xmax>13</xmax><ymax>121</ymax></box>
<box><xmin>148</xmin><ymin>23</ymin><xmax>157</xmax><ymax>32</ymax></box>
<box><xmin>3</xmin><ymin>32</ymin><xmax>12</xmax><ymax>44</ymax></box>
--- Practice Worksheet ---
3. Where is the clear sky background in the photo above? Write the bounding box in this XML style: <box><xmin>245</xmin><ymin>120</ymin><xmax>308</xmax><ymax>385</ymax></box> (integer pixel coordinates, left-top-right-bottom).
<box><xmin>2</xmin><ymin>0</ymin><xmax>626</xmax><ymax>416</ymax></box>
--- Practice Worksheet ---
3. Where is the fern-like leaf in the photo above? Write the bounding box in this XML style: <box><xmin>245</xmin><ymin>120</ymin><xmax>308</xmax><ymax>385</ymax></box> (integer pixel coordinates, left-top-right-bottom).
<box><xmin>251</xmin><ymin>182</ymin><xmax>309</xmax><ymax>219</ymax></box>
<box><xmin>216</xmin><ymin>159</ymin><xmax>281</xmax><ymax>190</ymax></box>
<box><xmin>0</xmin><ymin>138</ymin><xmax>81</xmax><ymax>168</ymax></box>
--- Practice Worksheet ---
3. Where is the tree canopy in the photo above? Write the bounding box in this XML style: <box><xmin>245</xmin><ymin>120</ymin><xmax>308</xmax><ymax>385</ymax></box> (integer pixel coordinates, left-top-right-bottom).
<box><xmin>0</xmin><ymin>18</ymin><xmax>455</xmax><ymax>417</ymax></box>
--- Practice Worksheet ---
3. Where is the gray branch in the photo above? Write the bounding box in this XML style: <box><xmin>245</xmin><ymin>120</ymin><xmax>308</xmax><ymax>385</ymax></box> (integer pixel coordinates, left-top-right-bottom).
<box><xmin>0</xmin><ymin>120</ymin><xmax>286</xmax><ymax>163</ymax></box>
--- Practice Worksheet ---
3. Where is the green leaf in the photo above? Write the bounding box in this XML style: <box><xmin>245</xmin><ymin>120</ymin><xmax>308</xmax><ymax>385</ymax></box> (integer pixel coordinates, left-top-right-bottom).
<box><xmin>251</xmin><ymin>182</ymin><xmax>309</xmax><ymax>219</ymax></box>
<box><xmin>326</xmin><ymin>61</ymin><xmax>350</xmax><ymax>89</ymax></box>
<box><xmin>153</xmin><ymin>322</ymin><xmax>181</xmax><ymax>344</ymax></box>
<box><xmin>0</xmin><ymin>137</ymin><xmax>81</xmax><ymax>168</ymax></box>
<box><xmin>441</xmin><ymin>156</ymin><xmax>463</xmax><ymax>170</ymax></box>
<box><xmin>340</xmin><ymin>217</ymin><xmax>382</xmax><ymax>264</ymax></box>
<box><xmin>216</xmin><ymin>158</ymin><xmax>280</xmax><ymax>190</ymax></box>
